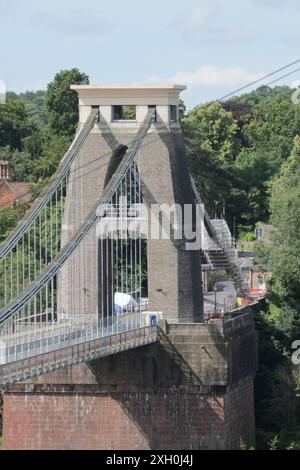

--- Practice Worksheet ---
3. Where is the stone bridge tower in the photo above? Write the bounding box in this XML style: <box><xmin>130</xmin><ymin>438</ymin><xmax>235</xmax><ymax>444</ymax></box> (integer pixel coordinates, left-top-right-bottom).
<box><xmin>59</xmin><ymin>85</ymin><xmax>203</xmax><ymax>324</ymax></box>
<box><xmin>2</xmin><ymin>85</ymin><xmax>257</xmax><ymax>451</ymax></box>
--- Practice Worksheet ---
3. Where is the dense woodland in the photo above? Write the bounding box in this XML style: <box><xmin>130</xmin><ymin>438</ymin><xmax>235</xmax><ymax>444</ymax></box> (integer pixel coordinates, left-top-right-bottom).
<box><xmin>0</xmin><ymin>69</ymin><xmax>300</xmax><ymax>448</ymax></box>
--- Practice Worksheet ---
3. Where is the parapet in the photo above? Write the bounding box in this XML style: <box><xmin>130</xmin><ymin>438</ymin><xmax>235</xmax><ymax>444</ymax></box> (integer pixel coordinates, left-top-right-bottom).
<box><xmin>70</xmin><ymin>84</ymin><xmax>186</xmax><ymax>127</ymax></box>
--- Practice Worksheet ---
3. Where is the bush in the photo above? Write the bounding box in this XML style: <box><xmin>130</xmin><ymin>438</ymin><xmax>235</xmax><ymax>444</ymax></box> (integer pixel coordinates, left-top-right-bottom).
<box><xmin>239</xmin><ymin>231</ymin><xmax>256</xmax><ymax>242</ymax></box>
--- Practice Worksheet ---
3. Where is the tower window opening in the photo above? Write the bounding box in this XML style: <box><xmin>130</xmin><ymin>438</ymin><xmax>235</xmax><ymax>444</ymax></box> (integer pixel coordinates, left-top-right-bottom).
<box><xmin>148</xmin><ymin>105</ymin><xmax>157</xmax><ymax>122</ymax></box>
<box><xmin>170</xmin><ymin>105</ymin><xmax>178</xmax><ymax>123</ymax></box>
<box><xmin>91</xmin><ymin>105</ymin><xmax>100</xmax><ymax>122</ymax></box>
<box><xmin>112</xmin><ymin>105</ymin><xmax>136</xmax><ymax>121</ymax></box>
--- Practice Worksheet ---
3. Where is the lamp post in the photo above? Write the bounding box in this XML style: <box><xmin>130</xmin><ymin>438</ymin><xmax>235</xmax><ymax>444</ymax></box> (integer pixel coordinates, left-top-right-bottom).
<box><xmin>222</xmin><ymin>200</ymin><xmax>226</xmax><ymax>219</ymax></box>
<box><xmin>214</xmin><ymin>201</ymin><xmax>220</xmax><ymax>219</ymax></box>
<box><xmin>214</xmin><ymin>200</ymin><xmax>226</xmax><ymax>219</ymax></box>
<box><xmin>214</xmin><ymin>286</ymin><xmax>217</xmax><ymax>314</ymax></box>
<box><xmin>233</xmin><ymin>216</ymin><xmax>236</xmax><ymax>241</ymax></box>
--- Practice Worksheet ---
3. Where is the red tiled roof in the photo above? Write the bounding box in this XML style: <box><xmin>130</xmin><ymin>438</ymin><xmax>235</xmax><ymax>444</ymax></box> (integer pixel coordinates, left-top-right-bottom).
<box><xmin>0</xmin><ymin>180</ymin><xmax>32</xmax><ymax>207</ymax></box>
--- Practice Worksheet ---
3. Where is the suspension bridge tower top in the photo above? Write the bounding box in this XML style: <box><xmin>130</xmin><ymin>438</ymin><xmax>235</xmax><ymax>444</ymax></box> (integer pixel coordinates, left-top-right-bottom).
<box><xmin>70</xmin><ymin>84</ymin><xmax>186</xmax><ymax>128</ymax></box>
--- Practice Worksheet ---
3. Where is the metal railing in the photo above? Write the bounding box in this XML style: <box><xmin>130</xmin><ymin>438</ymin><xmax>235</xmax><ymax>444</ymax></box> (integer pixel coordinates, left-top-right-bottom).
<box><xmin>190</xmin><ymin>176</ymin><xmax>221</xmax><ymax>245</ymax></box>
<box><xmin>0</xmin><ymin>109</ymin><xmax>99</xmax><ymax>261</ymax></box>
<box><xmin>191</xmin><ymin>178</ymin><xmax>248</xmax><ymax>296</ymax></box>
<box><xmin>0</xmin><ymin>324</ymin><xmax>158</xmax><ymax>387</ymax></box>
<box><xmin>0</xmin><ymin>109</ymin><xmax>155</xmax><ymax>325</ymax></box>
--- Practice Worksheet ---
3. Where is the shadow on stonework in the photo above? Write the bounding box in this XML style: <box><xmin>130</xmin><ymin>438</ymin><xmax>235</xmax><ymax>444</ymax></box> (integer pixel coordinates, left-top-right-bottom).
<box><xmin>87</xmin><ymin>342</ymin><xmax>226</xmax><ymax>450</ymax></box>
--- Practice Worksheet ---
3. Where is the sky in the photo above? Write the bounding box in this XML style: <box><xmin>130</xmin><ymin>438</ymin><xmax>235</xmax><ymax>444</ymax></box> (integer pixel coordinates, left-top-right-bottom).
<box><xmin>0</xmin><ymin>0</ymin><xmax>300</xmax><ymax>108</ymax></box>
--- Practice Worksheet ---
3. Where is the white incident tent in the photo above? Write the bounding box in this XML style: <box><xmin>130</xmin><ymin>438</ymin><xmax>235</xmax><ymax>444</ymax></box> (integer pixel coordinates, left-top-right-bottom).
<box><xmin>114</xmin><ymin>292</ymin><xmax>138</xmax><ymax>314</ymax></box>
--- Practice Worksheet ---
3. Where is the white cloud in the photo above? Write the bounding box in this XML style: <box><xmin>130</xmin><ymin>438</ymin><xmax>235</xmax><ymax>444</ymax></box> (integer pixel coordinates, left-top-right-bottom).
<box><xmin>182</xmin><ymin>3</ymin><xmax>214</xmax><ymax>29</ymax></box>
<box><xmin>148</xmin><ymin>65</ymin><xmax>264</xmax><ymax>87</ymax></box>
<box><xmin>35</xmin><ymin>8</ymin><xmax>112</xmax><ymax>36</ymax></box>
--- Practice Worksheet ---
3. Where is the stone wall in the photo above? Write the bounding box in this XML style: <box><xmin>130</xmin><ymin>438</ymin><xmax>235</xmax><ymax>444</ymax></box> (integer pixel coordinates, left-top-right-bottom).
<box><xmin>59</xmin><ymin>117</ymin><xmax>203</xmax><ymax>324</ymax></box>
<box><xmin>3</xmin><ymin>390</ymin><xmax>226</xmax><ymax>450</ymax></box>
<box><xmin>3</xmin><ymin>311</ymin><xmax>257</xmax><ymax>450</ymax></box>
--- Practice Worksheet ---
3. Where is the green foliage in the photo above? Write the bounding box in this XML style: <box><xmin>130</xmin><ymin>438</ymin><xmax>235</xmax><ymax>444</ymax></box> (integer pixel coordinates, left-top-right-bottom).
<box><xmin>254</xmin><ymin>137</ymin><xmax>300</xmax><ymax>449</ymax></box>
<box><xmin>2</xmin><ymin>80</ymin><xmax>299</xmax><ymax>233</ymax></box>
<box><xmin>0</xmin><ymin>122</ymin><xmax>70</xmax><ymax>185</ymax></box>
<box><xmin>0</xmin><ymin>99</ymin><xmax>34</xmax><ymax>150</ymax></box>
<box><xmin>186</xmin><ymin>141</ymin><xmax>238</xmax><ymax>217</ymax></box>
<box><xmin>184</xmin><ymin>85</ymin><xmax>300</xmax><ymax>231</ymax></box>
<box><xmin>0</xmin><ymin>205</ymin><xmax>28</xmax><ymax>243</ymax></box>
<box><xmin>232</xmin><ymin>85</ymin><xmax>274</xmax><ymax>107</ymax></box>
<box><xmin>178</xmin><ymin>99</ymin><xmax>186</xmax><ymax>122</ymax></box>
<box><xmin>233</xmin><ymin>149</ymin><xmax>282</xmax><ymax>224</ymax></box>
<box><xmin>269</xmin><ymin>435</ymin><xmax>279</xmax><ymax>450</ymax></box>
<box><xmin>254</xmin><ymin>308</ymin><xmax>300</xmax><ymax>449</ymax></box>
<box><xmin>0</xmin><ymin>69</ymin><xmax>89</xmax><ymax>188</ymax></box>
<box><xmin>121</xmin><ymin>105</ymin><xmax>136</xmax><ymax>120</ymax></box>
<box><xmin>7</xmin><ymin>90</ymin><xmax>47</xmax><ymax>125</ymax></box>
<box><xmin>266</xmin><ymin>137</ymin><xmax>300</xmax><ymax>303</ymax></box>
<box><xmin>0</xmin><ymin>248</ymin><xmax>36</xmax><ymax>308</ymax></box>
<box><xmin>183</xmin><ymin>101</ymin><xmax>240</xmax><ymax>164</ymax></box>
<box><xmin>240</xmin><ymin>439</ymin><xmax>255</xmax><ymax>450</ymax></box>
<box><xmin>254</xmin><ymin>240</ymin><xmax>271</xmax><ymax>266</ymax></box>
<box><xmin>32</xmin><ymin>131</ymin><xmax>70</xmax><ymax>180</ymax></box>
<box><xmin>183</xmin><ymin>102</ymin><xmax>242</xmax><ymax>221</ymax></box>
<box><xmin>239</xmin><ymin>231</ymin><xmax>256</xmax><ymax>242</ymax></box>
<box><xmin>0</xmin><ymin>146</ymin><xmax>35</xmax><ymax>182</ymax></box>
<box><xmin>114</xmin><ymin>239</ymin><xmax>148</xmax><ymax>293</ymax></box>
<box><xmin>234</xmin><ymin>149</ymin><xmax>282</xmax><ymax>185</ymax></box>
<box><xmin>46</xmin><ymin>68</ymin><xmax>89</xmax><ymax>137</ymax></box>
<box><xmin>0</xmin><ymin>200</ymin><xmax>64</xmax><ymax>308</ymax></box>
<box><xmin>242</xmin><ymin>87</ymin><xmax>300</xmax><ymax>159</ymax></box>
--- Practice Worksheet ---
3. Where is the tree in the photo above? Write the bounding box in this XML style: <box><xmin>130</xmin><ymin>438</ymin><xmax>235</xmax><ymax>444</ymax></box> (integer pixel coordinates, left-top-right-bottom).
<box><xmin>0</xmin><ymin>205</ymin><xmax>27</xmax><ymax>243</ymax></box>
<box><xmin>241</xmin><ymin>87</ymin><xmax>300</xmax><ymax>159</ymax></box>
<box><xmin>178</xmin><ymin>99</ymin><xmax>186</xmax><ymax>122</ymax></box>
<box><xmin>183</xmin><ymin>102</ymin><xmax>242</xmax><ymax>225</ymax></box>
<box><xmin>46</xmin><ymin>68</ymin><xmax>89</xmax><ymax>138</ymax></box>
<box><xmin>255</xmin><ymin>136</ymin><xmax>300</xmax><ymax>341</ymax></box>
<box><xmin>233</xmin><ymin>149</ymin><xmax>282</xmax><ymax>225</ymax></box>
<box><xmin>267</xmin><ymin>136</ymin><xmax>300</xmax><ymax>303</ymax></box>
<box><xmin>0</xmin><ymin>99</ymin><xmax>33</xmax><ymax>150</ymax></box>
<box><xmin>183</xmin><ymin>101</ymin><xmax>240</xmax><ymax>165</ymax></box>
<box><xmin>32</xmin><ymin>132</ymin><xmax>70</xmax><ymax>180</ymax></box>
<box><xmin>254</xmin><ymin>136</ymin><xmax>300</xmax><ymax>448</ymax></box>
<box><xmin>186</xmin><ymin>137</ymin><xmax>241</xmax><ymax>218</ymax></box>
<box><xmin>221</xmin><ymin>101</ymin><xmax>251</xmax><ymax>148</ymax></box>
<box><xmin>232</xmin><ymin>85</ymin><xmax>274</xmax><ymax>107</ymax></box>
<box><xmin>7</xmin><ymin>90</ymin><xmax>47</xmax><ymax>126</ymax></box>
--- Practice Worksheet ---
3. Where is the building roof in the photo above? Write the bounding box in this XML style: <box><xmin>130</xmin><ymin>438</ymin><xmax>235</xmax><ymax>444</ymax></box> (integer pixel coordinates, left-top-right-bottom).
<box><xmin>0</xmin><ymin>180</ymin><xmax>32</xmax><ymax>207</ymax></box>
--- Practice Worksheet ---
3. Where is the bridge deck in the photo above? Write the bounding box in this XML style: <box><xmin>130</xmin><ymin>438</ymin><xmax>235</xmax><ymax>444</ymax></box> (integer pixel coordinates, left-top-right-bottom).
<box><xmin>0</xmin><ymin>325</ymin><xmax>158</xmax><ymax>387</ymax></box>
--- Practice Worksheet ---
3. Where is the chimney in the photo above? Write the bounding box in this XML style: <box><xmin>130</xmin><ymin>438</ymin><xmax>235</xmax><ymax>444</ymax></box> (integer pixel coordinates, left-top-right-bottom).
<box><xmin>0</xmin><ymin>160</ymin><xmax>10</xmax><ymax>180</ymax></box>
